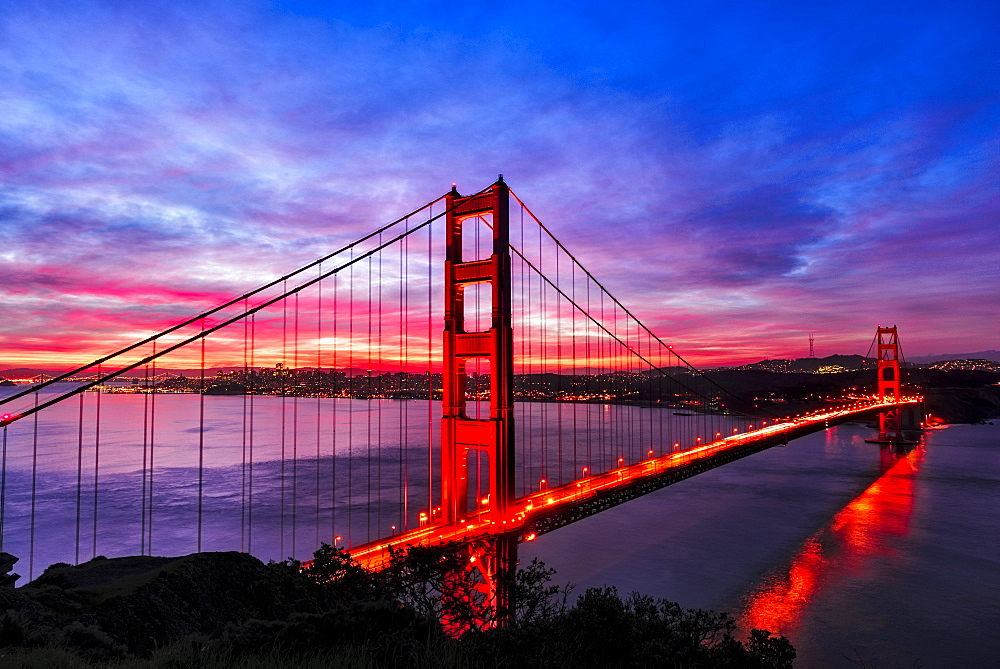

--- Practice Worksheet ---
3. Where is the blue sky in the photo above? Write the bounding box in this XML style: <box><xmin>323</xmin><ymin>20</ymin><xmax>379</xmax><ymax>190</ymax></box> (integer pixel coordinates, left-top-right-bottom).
<box><xmin>1</xmin><ymin>0</ymin><xmax>997</xmax><ymax>366</ymax></box>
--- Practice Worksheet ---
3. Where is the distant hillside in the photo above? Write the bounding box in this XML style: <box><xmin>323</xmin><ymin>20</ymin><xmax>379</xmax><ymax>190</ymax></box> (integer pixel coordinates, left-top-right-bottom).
<box><xmin>907</xmin><ymin>350</ymin><xmax>1000</xmax><ymax>363</ymax></box>
<box><xmin>0</xmin><ymin>368</ymin><xmax>64</xmax><ymax>379</ymax></box>
<box><xmin>717</xmin><ymin>354</ymin><xmax>872</xmax><ymax>373</ymax></box>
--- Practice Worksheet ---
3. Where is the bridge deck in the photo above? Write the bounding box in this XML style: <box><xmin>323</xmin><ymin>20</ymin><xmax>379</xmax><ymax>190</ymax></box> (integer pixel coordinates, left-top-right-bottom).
<box><xmin>338</xmin><ymin>399</ymin><xmax>921</xmax><ymax>570</ymax></box>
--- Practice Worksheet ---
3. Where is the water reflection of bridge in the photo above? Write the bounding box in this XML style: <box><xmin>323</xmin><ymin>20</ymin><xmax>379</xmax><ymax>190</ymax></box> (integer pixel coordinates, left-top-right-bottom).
<box><xmin>740</xmin><ymin>441</ymin><xmax>922</xmax><ymax>637</ymax></box>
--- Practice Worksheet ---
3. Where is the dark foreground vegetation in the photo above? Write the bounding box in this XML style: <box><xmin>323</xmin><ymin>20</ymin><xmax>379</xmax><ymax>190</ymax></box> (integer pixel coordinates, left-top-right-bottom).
<box><xmin>0</xmin><ymin>545</ymin><xmax>793</xmax><ymax>668</ymax></box>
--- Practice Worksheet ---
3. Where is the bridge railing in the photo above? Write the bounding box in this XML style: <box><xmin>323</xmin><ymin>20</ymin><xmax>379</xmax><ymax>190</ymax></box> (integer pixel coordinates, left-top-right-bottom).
<box><xmin>341</xmin><ymin>396</ymin><xmax>921</xmax><ymax>570</ymax></box>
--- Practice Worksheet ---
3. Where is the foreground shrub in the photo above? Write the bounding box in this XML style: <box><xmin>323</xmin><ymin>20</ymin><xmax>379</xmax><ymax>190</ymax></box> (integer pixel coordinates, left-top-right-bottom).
<box><xmin>0</xmin><ymin>544</ymin><xmax>794</xmax><ymax>668</ymax></box>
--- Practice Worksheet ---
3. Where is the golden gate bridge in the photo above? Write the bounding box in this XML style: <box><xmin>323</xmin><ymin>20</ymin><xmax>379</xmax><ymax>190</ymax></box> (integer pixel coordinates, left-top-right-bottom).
<box><xmin>0</xmin><ymin>178</ymin><xmax>921</xmax><ymax>623</ymax></box>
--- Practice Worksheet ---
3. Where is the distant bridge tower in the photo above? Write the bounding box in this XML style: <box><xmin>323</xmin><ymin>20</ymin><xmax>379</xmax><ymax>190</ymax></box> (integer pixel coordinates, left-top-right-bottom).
<box><xmin>441</xmin><ymin>177</ymin><xmax>516</xmax><ymax>625</ymax></box>
<box><xmin>869</xmin><ymin>324</ymin><xmax>925</xmax><ymax>444</ymax></box>
<box><xmin>875</xmin><ymin>326</ymin><xmax>902</xmax><ymax>441</ymax></box>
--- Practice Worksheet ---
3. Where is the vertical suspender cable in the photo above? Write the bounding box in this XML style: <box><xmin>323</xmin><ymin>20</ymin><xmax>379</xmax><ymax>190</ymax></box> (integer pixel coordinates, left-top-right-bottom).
<box><xmin>241</xmin><ymin>302</ymin><xmax>248</xmax><ymax>553</ymax></box>
<box><xmin>530</xmin><ymin>221</ymin><xmax>538</xmax><ymax>486</ymax></box>
<box><xmin>426</xmin><ymin>211</ymin><xmax>433</xmax><ymax>523</ymax></box>
<box><xmin>585</xmin><ymin>271</ymin><xmax>592</xmax><ymax>474</ymax></box>
<box><xmin>555</xmin><ymin>244</ymin><xmax>562</xmax><ymax>484</ymax></box>
<box><xmin>149</xmin><ymin>343</ymin><xmax>156</xmax><ymax>554</ymax></box>
<box><xmin>629</xmin><ymin>318</ymin><xmax>636</xmax><ymax>462</ymax></box>
<box><xmin>598</xmin><ymin>287</ymin><xmax>604</xmax><ymax>470</ymax></box>
<box><xmin>608</xmin><ymin>305</ymin><xmax>624</xmax><ymax>468</ymax></box>
<box><xmin>248</xmin><ymin>314</ymin><xmax>256</xmax><ymax>553</ymax></box>
<box><xmin>141</xmin><ymin>363</ymin><xmax>148</xmax><ymax>555</ymax></box>
<box><xmin>0</xmin><ymin>424</ymin><xmax>6</xmax><ymax>554</ymax></box>
<box><xmin>624</xmin><ymin>310</ymin><xmax>630</xmax><ymax>461</ymax></box>
<box><xmin>280</xmin><ymin>281</ymin><xmax>287</xmax><ymax>558</ymax></box>
<box><xmin>331</xmin><ymin>275</ymin><xmax>338</xmax><ymax>544</ymax></box>
<box><xmin>198</xmin><ymin>324</ymin><xmax>205</xmax><ymax>552</ymax></box>
<box><xmin>572</xmin><ymin>260</ymin><xmax>578</xmax><ymax>474</ymax></box>
<box><xmin>625</xmin><ymin>311</ymin><xmax>631</xmax><ymax>458</ymax></box>
<box><xmin>240</xmin><ymin>300</ymin><xmax>250</xmax><ymax>552</ymax></box>
<box><xmin>523</xmin><ymin>221</ymin><xmax>531</xmax><ymax>487</ymax></box>
<box><xmin>347</xmin><ymin>253</ymin><xmax>354</xmax><ymax>547</ymax></box>
<box><xmin>376</xmin><ymin>235</ymin><xmax>383</xmax><ymax>536</ymax></box>
<box><xmin>316</xmin><ymin>264</ymin><xmax>322</xmax><ymax>550</ymax></box>
<box><xmin>76</xmin><ymin>393</ymin><xmax>84</xmax><ymax>563</ymax></box>
<box><xmin>367</xmin><ymin>242</ymin><xmax>373</xmax><ymax>542</ymax></box>
<box><xmin>93</xmin><ymin>365</ymin><xmax>102</xmax><ymax>558</ymax></box>
<box><xmin>400</xmin><ymin>220</ymin><xmax>408</xmax><ymax>531</ymax></box>
<box><xmin>538</xmin><ymin>218</ymin><xmax>547</xmax><ymax>483</ymax></box>
<box><xmin>622</xmin><ymin>309</ymin><xmax>628</xmax><ymax>463</ymax></box>
<box><xmin>29</xmin><ymin>394</ymin><xmax>39</xmax><ymax>579</ymax></box>
<box><xmin>650</xmin><ymin>329</ymin><xmax>657</xmax><ymax>453</ymax></box>
<box><xmin>292</xmin><ymin>292</ymin><xmax>299</xmax><ymax>558</ymax></box>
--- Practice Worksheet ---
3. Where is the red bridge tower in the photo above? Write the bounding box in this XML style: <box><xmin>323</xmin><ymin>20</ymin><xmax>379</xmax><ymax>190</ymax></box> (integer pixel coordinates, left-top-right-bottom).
<box><xmin>875</xmin><ymin>326</ymin><xmax>902</xmax><ymax>442</ymax></box>
<box><xmin>441</xmin><ymin>177</ymin><xmax>516</xmax><ymax>624</ymax></box>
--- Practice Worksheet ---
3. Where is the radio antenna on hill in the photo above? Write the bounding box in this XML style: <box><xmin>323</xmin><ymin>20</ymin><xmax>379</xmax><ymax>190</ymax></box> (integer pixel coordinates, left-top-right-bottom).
<box><xmin>809</xmin><ymin>333</ymin><xmax>816</xmax><ymax>358</ymax></box>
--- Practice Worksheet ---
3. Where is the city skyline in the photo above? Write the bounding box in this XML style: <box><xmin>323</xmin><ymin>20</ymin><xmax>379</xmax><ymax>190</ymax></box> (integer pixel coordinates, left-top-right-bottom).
<box><xmin>2</xmin><ymin>1</ymin><xmax>998</xmax><ymax>368</ymax></box>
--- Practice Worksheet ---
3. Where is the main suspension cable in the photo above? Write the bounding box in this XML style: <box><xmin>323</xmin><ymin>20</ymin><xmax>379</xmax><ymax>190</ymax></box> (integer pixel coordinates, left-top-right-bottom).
<box><xmin>0</xmin><ymin>194</ymin><xmax>450</xmax><ymax>408</ymax></box>
<box><xmin>509</xmin><ymin>189</ymin><xmax>778</xmax><ymax>419</ymax></box>
<box><xmin>2</xmin><ymin>186</ymin><xmax>496</xmax><ymax>427</ymax></box>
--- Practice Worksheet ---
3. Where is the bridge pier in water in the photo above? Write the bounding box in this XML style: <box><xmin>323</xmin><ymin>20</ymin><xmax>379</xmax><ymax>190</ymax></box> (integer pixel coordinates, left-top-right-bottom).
<box><xmin>454</xmin><ymin>532</ymin><xmax>517</xmax><ymax>631</ymax></box>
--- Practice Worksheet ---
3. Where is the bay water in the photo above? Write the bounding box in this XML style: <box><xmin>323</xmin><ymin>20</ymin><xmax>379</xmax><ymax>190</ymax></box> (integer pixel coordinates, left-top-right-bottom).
<box><xmin>2</xmin><ymin>386</ymin><xmax>997</xmax><ymax>666</ymax></box>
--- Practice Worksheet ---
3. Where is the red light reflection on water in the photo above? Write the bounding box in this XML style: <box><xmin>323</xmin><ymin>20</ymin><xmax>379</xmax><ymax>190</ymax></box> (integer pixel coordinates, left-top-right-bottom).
<box><xmin>741</xmin><ymin>445</ymin><xmax>924</xmax><ymax>636</ymax></box>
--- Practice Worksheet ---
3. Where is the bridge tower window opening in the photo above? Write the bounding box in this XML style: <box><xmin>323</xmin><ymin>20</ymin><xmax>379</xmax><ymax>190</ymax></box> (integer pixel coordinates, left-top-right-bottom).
<box><xmin>465</xmin><ymin>357</ymin><xmax>491</xmax><ymax>420</ymax></box>
<box><xmin>465</xmin><ymin>447</ymin><xmax>491</xmax><ymax>516</ymax></box>
<box><xmin>462</xmin><ymin>214</ymin><xmax>494</xmax><ymax>263</ymax></box>
<box><xmin>463</xmin><ymin>283</ymin><xmax>492</xmax><ymax>335</ymax></box>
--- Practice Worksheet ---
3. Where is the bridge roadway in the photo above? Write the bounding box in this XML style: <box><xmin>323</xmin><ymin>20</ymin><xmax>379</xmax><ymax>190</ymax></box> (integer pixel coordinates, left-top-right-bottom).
<box><xmin>337</xmin><ymin>398</ymin><xmax>922</xmax><ymax>570</ymax></box>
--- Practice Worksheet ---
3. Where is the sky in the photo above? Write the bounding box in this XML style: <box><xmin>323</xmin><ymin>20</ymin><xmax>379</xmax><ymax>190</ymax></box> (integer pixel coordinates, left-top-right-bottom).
<box><xmin>1</xmin><ymin>0</ymin><xmax>998</xmax><ymax>369</ymax></box>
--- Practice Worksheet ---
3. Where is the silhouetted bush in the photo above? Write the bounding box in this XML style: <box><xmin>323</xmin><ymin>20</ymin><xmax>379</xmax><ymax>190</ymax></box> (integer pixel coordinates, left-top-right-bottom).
<box><xmin>0</xmin><ymin>545</ymin><xmax>794</xmax><ymax>668</ymax></box>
